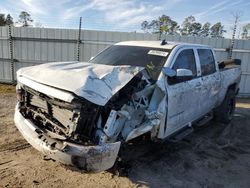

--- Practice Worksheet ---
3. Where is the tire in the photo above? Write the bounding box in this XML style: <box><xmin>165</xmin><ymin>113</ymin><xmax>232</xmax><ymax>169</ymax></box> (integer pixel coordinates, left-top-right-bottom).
<box><xmin>214</xmin><ymin>89</ymin><xmax>236</xmax><ymax>124</ymax></box>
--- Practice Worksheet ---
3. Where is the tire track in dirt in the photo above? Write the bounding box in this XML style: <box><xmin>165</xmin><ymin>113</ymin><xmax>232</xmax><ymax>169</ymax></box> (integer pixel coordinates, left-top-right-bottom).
<box><xmin>0</xmin><ymin>160</ymin><xmax>20</xmax><ymax>170</ymax></box>
<box><xmin>0</xmin><ymin>139</ymin><xmax>30</xmax><ymax>152</ymax></box>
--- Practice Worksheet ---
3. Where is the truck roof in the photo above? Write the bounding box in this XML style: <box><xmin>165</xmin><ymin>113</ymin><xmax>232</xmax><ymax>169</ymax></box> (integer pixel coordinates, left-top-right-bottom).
<box><xmin>115</xmin><ymin>41</ymin><xmax>211</xmax><ymax>50</ymax></box>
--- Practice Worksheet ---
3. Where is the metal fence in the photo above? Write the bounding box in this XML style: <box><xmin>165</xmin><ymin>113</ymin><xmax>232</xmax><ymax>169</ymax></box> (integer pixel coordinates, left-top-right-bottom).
<box><xmin>0</xmin><ymin>26</ymin><xmax>250</xmax><ymax>96</ymax></box>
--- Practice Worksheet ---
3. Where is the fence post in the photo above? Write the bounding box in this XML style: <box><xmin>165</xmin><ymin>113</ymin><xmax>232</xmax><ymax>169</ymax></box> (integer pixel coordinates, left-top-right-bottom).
<box><xmin>228</xmin><ymin>14</ymin><xmax>239</xmax><ymax>59</ymax></box>
<box><xmin>77</xmin><ymin>17</ymin><xmax>82</xmax><ymax>61</ymax></box>
<box><xmin>8</xmin><ymin>25</ymin><xmax>15</xmax><ymax>84</ymax></box>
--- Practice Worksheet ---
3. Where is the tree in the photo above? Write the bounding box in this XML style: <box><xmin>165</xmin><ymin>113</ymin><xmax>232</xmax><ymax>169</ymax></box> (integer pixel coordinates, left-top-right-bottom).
<box><xmin>140</xmin><ymin>15</ymin><xmax>227</xmax><ymax>38</ymax></box>
<box><xmin>169</xmin><ymin>20</ymin><xmax>179</xmax><ymax>35</ymax></box>
<box><xmin>190</xmin><ymin>22</ymin><xmax>202</xmax><ymax>36</ymax></box>
<box><xmin>0</xmin><ymin>14</ymin><xmax>6</xmax><ymax>26</ymax></box>
<box><xmin>141</xmin><ymin>15</ymin><xmax>179</xmax><ymax>36</ymax></box>
<box><xmin>149</xmin><ymin>20</ymin><xmax>160</xmax><ymax>33</ymax></box>
<box><xmin>200</xmin><ymin>22</ymin><xmax>211</xmax><ymax>37</ymax></box>
<box><xmin>159</xmin><ymin>15</ymin><xmax>170</xmax><ymax>34</ymax></box>
<box><xmin>0</xmin><ymin>13</ymin><xmax>14</xmax><ymax>26</ymax></box>
<box><xmin>181</xmin><ymin>16</ymin><xmax>195</xmax><ymax>35</ymax></box>
<box><xmin>158</xmin><ymin>15</ymin><xmax>179</xmax><ymax>35</ymax></box>
<box><xmin>242</xmin><ymin>23</ymin><xmax>250</xmax><ymax>39</ymax></box>
<box><xmin>141</xmin><ymin>21</ymin><xmax>149</xmax><ymax>33</ymax></box>
<box><xmin>210</xmin><ymin>22</ymin><xmax>226</xmax><ymax>38</ymax></box>
<box><xmin>18</xmin><ymin>11</ymin><xmax>33</xmax><ymax>27</ymax></box>
<box><xmin>5</xmin><ymin>14</ymin><xmax>13</xmax><ymax>25</ymax></box>
<box><xmin>181</xmin><ymin>16</ymin><xmax>203</xmax><ymax>36</ymax></box>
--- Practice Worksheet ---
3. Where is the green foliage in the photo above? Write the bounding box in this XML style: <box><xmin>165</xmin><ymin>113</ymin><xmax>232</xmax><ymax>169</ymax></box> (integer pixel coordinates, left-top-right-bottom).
<box><xmin>181</xmin><ymin>16</ymin><xmax>195</xmax><ymax>35</ymax></box>
<box><xmin>210</xmin><ymin>22</ymin><xmax>225</xmax><ymax>38</ymax></box>
<box><xmin>142</xmin><ymin>15</ymin><xmax>179</xmax><ymax>38</ymax></box>
<box><xmin>200</xmin><ymin>22</ymin><xmax>211</xmax><ymax>37</ymax></box>
<box><xmin>141</xmin><ymin>15</ymin><xmax>226</xmax><ymax>38</ymax></box>
<box><xmin>0</xmin><ymin>13</ymin><xmax>13</xmax><ymax>26</ymax></box>
<box><xmin>141</xmin><ymin>21</ymin><xmax>150</xmax><ymax>32</ymax></box>
<box><xmin>18</xmin><ymin>11</ymin><xmax>33</xmax><ymax>27</ymax></box>
<box><xmin>159</xmin><ymin>15</ymin><xmax>178</xmax><ymax>35</ymax></box>
<box><xmin>0</xmin><ymin>11</ymin><xmax>34</xmax><ymax>27</ymax></box>
<box><xmin>6</xmin><ymin>14</ymin><xmax>13</xmax><ymax>25</ymax></box>
<box><xmin>190</xmin><ymin>22</ymin><xmax>202</xmax><ymax>36</ymax></box>
<box><xmin>0</xmin><ymin>14</ymin><xmax>5</xmax><ymax>26</ymax></box>
<box><xmin>149</xmin><ymin>20</ymin><xmax>160</xmax><ymax>33</ymax></box>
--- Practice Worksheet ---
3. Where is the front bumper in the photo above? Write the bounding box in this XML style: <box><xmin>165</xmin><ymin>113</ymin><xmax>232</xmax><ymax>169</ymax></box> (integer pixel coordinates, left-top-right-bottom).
<box><xmin>14</xmin><ymin>104</ymin><xmax>121</xmax><ymax>172</ymax></box>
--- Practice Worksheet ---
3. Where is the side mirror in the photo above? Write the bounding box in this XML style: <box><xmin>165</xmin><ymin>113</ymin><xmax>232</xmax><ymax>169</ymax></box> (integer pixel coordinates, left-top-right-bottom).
<box><xmin>165</xmin><ymin>68</ymin><xmax>194</xmax><ymax>84</ymax></box>
<box><xmin>90</xmin><ymin>56</ymin><xmax>94</xmax><ymax>61</ymax></box>
<box><xmin>175</xmin><ymin>69</ymin><xmax>193</xmax><ymax>82</ymax></box>
<box><xmin>162</xmin><ymin>67</ymin><xmax>176</xmax><ymax>77</ymax></box>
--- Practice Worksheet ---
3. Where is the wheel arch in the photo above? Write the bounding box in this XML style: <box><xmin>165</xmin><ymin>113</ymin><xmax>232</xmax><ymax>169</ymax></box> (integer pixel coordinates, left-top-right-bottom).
<box><xmin>227</xmin><ymin>83</ymin><xmax>239</xmax><ymax>96</ymax></box>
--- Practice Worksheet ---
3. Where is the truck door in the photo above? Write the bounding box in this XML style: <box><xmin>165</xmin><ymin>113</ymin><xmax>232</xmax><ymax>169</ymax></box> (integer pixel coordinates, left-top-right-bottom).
<box><xmin>164</xmin><ymin>48</ymin><xmax>202</xmax><ymax>137</ymax></box>
<box><xmin>196</xmin><ymin>48</ymin><xmax>220</xmax><ymax>115</ymax></box>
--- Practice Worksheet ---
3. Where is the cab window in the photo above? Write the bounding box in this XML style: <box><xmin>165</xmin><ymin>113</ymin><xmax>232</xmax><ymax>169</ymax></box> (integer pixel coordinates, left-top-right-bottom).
<box><xmin>198</xmin><ymin>49</ymin><xmax>216</xmax><ymax>76</ymax></box>
<box><xmin>172</xmin><ymin>49</ymin><xmax>197</xmax><ymax>77</ymax></box>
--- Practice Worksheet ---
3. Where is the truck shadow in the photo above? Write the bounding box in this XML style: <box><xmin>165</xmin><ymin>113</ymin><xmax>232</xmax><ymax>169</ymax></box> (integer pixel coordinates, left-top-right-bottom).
<box><xmin>118</xmin><ymin>105</ymin><xmax>250</xmax><ymax>187</ymax></box>
<box><xmin>63</xmin><ymin>105</ymin><xmax>250</xmax><ymax>187</ymax></box>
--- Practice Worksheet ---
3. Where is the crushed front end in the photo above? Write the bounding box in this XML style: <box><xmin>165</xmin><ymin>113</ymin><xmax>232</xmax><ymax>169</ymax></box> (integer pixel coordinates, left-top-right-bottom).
<box><xmin>14</xmin><ymin>66</ymin><xmax>166</xmax><ymax>172</ymax></box>
<box><xmin>14</xmin><ymin>84</ymin><xmax>121</xmax><ymax>172</ymax></box>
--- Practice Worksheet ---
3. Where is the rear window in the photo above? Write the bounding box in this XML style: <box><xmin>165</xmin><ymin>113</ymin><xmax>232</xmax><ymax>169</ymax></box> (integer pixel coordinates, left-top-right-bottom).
<box><xmin>198</xmin><ymin>49</ymin><xmax>216</xmax><ymax>76</ymax></box>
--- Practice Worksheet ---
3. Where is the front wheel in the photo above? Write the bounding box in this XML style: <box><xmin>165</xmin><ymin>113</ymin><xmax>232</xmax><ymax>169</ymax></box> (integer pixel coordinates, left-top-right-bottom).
<box><xmin>214</xmin><ymin>89</ymin><xmax>236</xmax><ymax>124</ymax></box>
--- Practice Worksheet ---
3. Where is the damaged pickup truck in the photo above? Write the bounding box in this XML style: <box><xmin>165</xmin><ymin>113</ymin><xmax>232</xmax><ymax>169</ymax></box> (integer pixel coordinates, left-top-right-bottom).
<box><xmin>14</xmin><ymin>41</ymin><xmax>241</xmax><ymax>172</ymax></box>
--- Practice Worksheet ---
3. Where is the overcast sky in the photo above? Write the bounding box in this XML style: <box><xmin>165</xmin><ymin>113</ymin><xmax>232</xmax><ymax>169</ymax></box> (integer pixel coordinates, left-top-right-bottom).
<box><xmin>0</xmin><ymin>0</ymin><xmax>249</xmax><ymax>38</ymax></box>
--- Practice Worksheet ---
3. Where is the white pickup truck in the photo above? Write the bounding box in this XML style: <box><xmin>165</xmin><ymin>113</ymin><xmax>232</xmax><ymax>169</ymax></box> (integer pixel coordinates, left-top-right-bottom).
<box><xmin>14</xmin><ymin>41</ymin><xmax>241</xmax><ymax>172</ymax></box>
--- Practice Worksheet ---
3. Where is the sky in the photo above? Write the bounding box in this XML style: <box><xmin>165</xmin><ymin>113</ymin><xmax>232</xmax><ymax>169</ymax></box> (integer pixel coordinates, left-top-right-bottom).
<box><xmin>0</xmin><ymin>0</ymin><xmax>250</xmax><ymax>38</ymax></box>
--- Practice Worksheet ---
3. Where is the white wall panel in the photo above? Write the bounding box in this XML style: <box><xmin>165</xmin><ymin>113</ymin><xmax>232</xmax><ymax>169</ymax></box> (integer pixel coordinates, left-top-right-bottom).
<box><xmin>0</xmin><ymin>26</ymin><xmax>249</xmax><ymax>96</ymax></box>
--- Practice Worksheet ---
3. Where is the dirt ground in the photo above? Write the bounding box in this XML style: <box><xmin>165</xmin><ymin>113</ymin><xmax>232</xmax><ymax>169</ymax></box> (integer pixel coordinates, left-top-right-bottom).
<box><xmin>1</xmin><ymin>87</ymin><xmax>250</xmax><ymax>188</ymax></box>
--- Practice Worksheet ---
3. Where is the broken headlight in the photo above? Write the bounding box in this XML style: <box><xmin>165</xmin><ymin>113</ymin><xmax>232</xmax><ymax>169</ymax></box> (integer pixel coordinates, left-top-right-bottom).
<box><xmin>16</xmin><ymin>84</ymin><xmax>24</xmax><ymax>102</ymax></box>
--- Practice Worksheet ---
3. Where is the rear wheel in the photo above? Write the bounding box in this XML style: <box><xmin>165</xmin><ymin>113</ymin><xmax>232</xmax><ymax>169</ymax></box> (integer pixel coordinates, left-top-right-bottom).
<box><xmin>214</xmin><ymin>89</ymin><xmax>236</xmax><ymax>124</ymax></box>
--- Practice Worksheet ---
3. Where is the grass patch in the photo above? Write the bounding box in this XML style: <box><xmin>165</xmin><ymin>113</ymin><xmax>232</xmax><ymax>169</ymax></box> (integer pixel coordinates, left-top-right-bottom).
<box><xmin>0</xmin><ymin>84</ymin><xmax>16</xmax><ymax>93</ymax></box>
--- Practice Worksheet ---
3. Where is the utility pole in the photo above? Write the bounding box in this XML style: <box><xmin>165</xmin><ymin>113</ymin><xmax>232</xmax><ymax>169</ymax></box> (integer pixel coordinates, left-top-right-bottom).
<box><xmin>228</xmin><ymin>13</ymin><xmax>241</xmax><ymax>59</ymax></box>
<box><xmin>77</xmin><ymin>17</ymin><xmax>82</xmax><ymax>61</ymax></box>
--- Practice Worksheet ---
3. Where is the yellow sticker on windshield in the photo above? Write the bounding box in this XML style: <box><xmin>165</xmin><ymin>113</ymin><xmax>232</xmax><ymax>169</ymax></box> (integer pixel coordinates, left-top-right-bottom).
<box><xmin>148</xmin><ymin>50</ymin><xmax>168</xmax><ymax>57</ymax></box>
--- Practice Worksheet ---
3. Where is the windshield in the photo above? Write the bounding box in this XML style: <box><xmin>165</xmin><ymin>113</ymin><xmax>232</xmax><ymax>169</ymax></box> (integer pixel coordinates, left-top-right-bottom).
<box><xmin>89</xmin><ymin>45</ymin><xmax>170</xmax><ymax>80</ymax></box>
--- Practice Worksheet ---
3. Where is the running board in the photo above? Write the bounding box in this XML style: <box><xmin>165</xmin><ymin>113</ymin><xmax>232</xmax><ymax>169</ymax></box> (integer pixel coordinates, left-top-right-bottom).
<box><xmin>193</xmin><ymin>112</ymin><xmax>213</xmax><ymax>127</ymax></box>
<box><xmin>167</xmin><ymin>125</ymin><xmax>193</xmax><ymax>142</ymax></box>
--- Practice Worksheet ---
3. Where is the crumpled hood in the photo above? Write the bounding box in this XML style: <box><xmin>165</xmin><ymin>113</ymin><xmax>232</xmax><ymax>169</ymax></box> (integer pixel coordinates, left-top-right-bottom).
<box><xmin>17</xmin><ymin>61</ymin><xmax>144</xmax><ymax>106</ymax></box>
